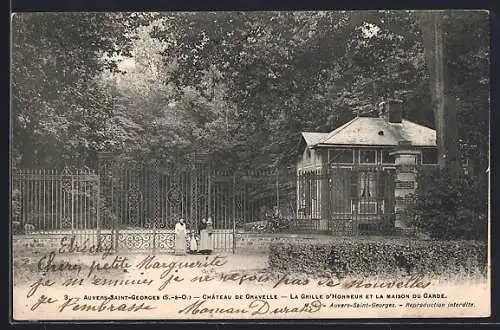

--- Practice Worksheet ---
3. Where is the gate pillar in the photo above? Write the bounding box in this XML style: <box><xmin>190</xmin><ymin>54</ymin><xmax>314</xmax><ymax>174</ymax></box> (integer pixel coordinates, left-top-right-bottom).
<box><xmin>390</xmin><ymin>143</ymin><xmax>419</xmax><ymax>225</ymax></box>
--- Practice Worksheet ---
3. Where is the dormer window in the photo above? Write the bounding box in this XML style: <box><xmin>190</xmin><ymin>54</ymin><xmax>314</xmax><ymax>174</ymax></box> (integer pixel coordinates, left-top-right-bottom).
<box><xmin>328</xmin><ymin>148</ymin><xmax>354</xmax><ymax>164</ymax></box>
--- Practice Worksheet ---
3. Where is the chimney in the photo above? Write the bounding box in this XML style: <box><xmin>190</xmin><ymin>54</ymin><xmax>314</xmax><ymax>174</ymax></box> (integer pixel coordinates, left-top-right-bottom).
<box><xmin>378</xmin><ymin>99</ymin><xmax>403</xmax><ymax>123</ymax></box>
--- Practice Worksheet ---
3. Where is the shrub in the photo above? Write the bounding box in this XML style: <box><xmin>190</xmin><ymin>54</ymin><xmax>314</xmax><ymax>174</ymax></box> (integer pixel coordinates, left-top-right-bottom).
<box><xmin>266</xmin><ymin>213</ymin><xmax>291</xmax><ymax>233</ymax></box>
<box><xmin>269</xmin><ymin>239</ymin><xmax>487</xmax><ymax>278</ymax></box>
<box><xmin>404</xmin><ymin>167</ymin><xmax>488</xmax><ymax>240</ymax></box>
<box><xmin>245</xmin><ymin>213</ymin><xmax>291</xmax><ymax>233</ymax></box>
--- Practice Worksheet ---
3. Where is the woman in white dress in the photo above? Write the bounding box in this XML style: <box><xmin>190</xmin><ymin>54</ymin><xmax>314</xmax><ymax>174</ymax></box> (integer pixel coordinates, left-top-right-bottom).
<box><xmin>174</xmin><ymin>218</ymin><xmax>187</xmax><ymax>255</ymax></box>
<box><xmin>189</xmin><ymin>232</ymin><xmax>198</xmax><ymax>254</ymax></box>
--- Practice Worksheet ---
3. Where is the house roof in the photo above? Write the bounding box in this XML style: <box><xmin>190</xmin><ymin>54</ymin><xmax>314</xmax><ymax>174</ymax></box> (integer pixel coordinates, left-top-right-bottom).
<box><xmin>301</xmin><ymin>132</ymin><xmax>330</xmax><ymax>146</ymax></box>
<box><xmin>301</xmin><ymin>117</ymin><xmax>436</xmax><ymax>148</ymax></box>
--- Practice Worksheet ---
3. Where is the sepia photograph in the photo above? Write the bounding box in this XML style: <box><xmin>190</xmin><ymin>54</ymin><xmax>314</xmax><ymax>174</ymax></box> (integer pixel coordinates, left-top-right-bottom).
<box><xmin>10</xmin><ymin>10</ymin><xmax>490</xmax><ymax>321</ymax></box>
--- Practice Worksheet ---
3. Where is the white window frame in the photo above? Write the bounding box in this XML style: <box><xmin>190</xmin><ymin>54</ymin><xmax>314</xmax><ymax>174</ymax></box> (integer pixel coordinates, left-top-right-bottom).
<box><xmin>330</xmin><ymin>165</ymin><xmax>353</xmax><ymax>170</ymax></box>
<box><xmin>358</xmin><ymin>149</ymin><xmax>378</xmax><ymax>164</ymax></box>
<box><xmin>358</xmin><ymin>201</ymin><xmax>378</xmax><ymax>214</ymax></box>
<box><xmin>328</xmin><ymin>148</ymin><xmax>355</xmax><ymax>164</ymax></box>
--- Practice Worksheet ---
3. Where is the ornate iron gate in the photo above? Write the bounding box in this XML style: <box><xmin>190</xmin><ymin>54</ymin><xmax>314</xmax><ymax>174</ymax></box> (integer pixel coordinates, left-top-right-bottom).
<box><xmin>98</xmin><ymin>154</ymin><xmax>236</xmax><ymax>253</ymax></box>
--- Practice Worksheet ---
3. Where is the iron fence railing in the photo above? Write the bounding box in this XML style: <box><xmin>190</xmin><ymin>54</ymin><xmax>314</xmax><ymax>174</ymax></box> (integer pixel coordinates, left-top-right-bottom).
<box><xmin>12</xmin><ymin>168</ymin><xmax>100</xmax><ymax>232</ymax></box>
<box><xmin>11</xmin><ymin>162</ymin><xmax>409</xmax><ymax>251</ymax></box>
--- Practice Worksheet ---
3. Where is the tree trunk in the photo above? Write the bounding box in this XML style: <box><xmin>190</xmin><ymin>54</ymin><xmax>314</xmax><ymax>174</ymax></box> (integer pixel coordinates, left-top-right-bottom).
<box><xmin>418</xmin><ymin>11</ymin><xmax>459</xmax><ymax>171</ymax></box>
<box><xmin>16</xmin><ymin>130</ymin><xmax>36</xmax><ymax>168</ymax></box>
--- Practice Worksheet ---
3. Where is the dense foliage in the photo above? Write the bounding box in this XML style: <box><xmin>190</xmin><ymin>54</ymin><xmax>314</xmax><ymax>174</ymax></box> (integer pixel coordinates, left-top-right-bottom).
<box><xmin>11</xmin><ymin>11</ymin><xmax>489</xmax><ymax>239</ymax></box>
<box><xmin>11</xmin><ymin>11</ymin><xmax>489</xmax><ymax>173</ymax></box>
<box><xmin>11</xmin><ymin>12</ymin><xmax>155</xmax><ymax>168</ymax></box>
<box><xmin>269</xmin><ymin>240</ymin><xmax>487</xmax><ymax>278</ymax></box>
<box><xmin>405</xmin><ymin>167</ymin><xmax>488</xmax><ymax>240</ymax></box>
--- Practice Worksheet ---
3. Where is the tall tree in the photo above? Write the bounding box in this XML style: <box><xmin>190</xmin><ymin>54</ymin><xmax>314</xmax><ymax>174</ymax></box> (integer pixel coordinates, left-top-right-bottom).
<box><xmin>11</xmin><ymin>12</ymin><xmax>153</xmax><ymax>168</ymax></box>
<box><xmin>418</xmin><ymin>11</ymin><xmax>459</xmax><ymax>170</ymax></box>
<box><xmin>14</xmin><ymin>11</ymin><xmax>487</xmax><ymax>174</ymax></box>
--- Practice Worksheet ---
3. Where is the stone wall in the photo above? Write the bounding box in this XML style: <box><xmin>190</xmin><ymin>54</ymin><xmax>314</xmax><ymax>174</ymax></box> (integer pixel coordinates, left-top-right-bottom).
<box><xmin>12</xmin><ymin>234</ymin><xmax>66</xmax><ymax>256</ymax></box>
<box><xmin>12</xmin><ymin>229</ymin><xmax>235</xmax><ymax>256</ymax></box>
<box><xmin>12</xmin><ymin>231</ymin><xmax>332</xmax><ymax>256</ymax></box>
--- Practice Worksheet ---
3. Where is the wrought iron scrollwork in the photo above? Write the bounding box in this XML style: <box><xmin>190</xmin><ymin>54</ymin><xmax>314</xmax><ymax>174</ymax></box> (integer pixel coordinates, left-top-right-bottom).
<box><xmin>167</xmin><ymin>185</ymin><xmax>182</xmax><ymax>206</ymax></box>
<box><xmin>155</xmin><ymin>219</ymin><xmax>169</xmax><ymax>229</ymax></box>
<box><xmin>62</xmin><ymin>217</ymin><xmax>72</xmax><ymax>229</ymax></box>
<box><xmin>61</xmin><ymin>167</ymin><xmax>73</xmax><ymax>194</ymax></box>
<box><xmin>156</xmin><ymin>232</ymin><xmax>175</xmax><ymax>250</ymax></box>
<box><xmin>118</xmin><ymin>232</ymin><xmax>153</xmax><ymax>250</ymax></box>
<box><xmin>127</xmin><ymin>182</ymin><xmax>142</xmax><ymax>225</ymax></box>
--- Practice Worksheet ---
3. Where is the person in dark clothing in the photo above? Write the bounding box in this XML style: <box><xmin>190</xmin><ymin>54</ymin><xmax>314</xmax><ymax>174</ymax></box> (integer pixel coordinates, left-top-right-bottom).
<box><xmin>199</xmin><ymin>217</ymin><xmax>213</xmax><ymax>255</ymax></box>
<box><xmin>199</xmin><ymin>218</ymin><xmax>207</xmax><ymax>233</ymax></box>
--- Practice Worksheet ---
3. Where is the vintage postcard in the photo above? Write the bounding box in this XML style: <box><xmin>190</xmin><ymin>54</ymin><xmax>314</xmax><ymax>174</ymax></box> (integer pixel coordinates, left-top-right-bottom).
<box><xmin>10</xmin><ymin>10</ymin><xmax>490</xmax><ymax>321</ymax></box>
